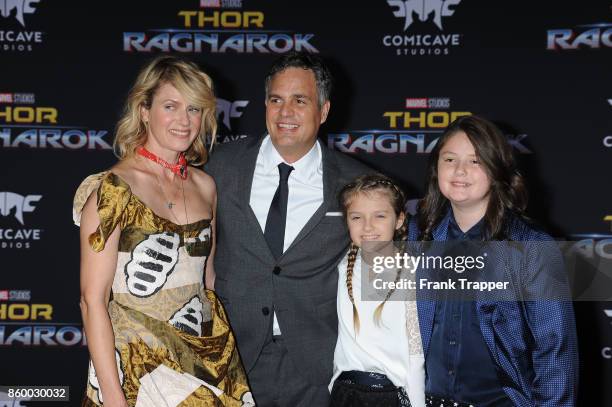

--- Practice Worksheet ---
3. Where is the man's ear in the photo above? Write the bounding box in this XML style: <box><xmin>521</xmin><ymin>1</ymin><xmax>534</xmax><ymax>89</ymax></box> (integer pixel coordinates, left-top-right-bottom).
<box><xmin>320</xmin><ymin>100</ymin><xmax>330</xmax><ymax>124</ymax></box>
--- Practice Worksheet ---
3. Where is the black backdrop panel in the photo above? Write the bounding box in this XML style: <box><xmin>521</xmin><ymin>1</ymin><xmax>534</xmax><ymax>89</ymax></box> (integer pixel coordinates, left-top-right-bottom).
<box><xmin>1</xmin><ymin>1</ymin><xmax>611</xmax><ymax>405</ymax></box>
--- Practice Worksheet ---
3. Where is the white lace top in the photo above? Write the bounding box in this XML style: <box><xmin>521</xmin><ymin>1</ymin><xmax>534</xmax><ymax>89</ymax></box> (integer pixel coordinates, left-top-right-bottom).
<box><xmin>330</xmin><ymin>249</ymin><xmax>426</xmax><ymax>407</ymax></box>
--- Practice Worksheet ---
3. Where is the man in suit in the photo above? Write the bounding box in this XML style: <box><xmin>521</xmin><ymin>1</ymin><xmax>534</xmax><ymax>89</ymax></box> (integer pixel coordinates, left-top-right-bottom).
<box><xmin>206</xmin><ymin>51</ymin><xmax>369</xmax><ymax>406</ymax></box>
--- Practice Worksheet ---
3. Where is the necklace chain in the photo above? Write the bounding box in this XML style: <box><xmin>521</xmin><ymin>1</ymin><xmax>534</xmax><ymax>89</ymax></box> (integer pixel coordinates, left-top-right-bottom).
<box><xmin>146</xmin><ymin>159</ymin><xmax>189</xmax><ymax>225</ymax></box>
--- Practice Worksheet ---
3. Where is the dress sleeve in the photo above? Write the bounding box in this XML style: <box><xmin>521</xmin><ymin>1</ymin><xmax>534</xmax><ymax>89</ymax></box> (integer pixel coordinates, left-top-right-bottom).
<box><xmin>73</xmin><ymin>172</ymin><xmax>132</xmax><ymax>252</ymax></box>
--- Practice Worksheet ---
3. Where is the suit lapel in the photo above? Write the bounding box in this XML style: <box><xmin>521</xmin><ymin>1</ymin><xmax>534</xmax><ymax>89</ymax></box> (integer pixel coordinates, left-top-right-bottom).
<box><xmin>418</xmin><ymin>210</ymin><xmax>452</xmax><ymax>357</ymax></box>
<box><xmin>237</xmin><ymin>136</ymin><xmax>275</xmax><ymax>260</ymax></box>
<box><xmin>282</xmin><ymin>140</ymin><xmax>338</xmax><ymax>257</ymax></box>
<box><xmin>236</xmin><ymin>136</ymin><xmax>262</xmax><ymax>207</ymax></box>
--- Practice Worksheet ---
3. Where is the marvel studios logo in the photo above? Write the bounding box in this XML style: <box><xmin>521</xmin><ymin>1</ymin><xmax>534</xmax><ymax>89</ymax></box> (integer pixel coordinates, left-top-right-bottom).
<box><xmin>0</xmin><ymin>290</ymin><xmax>31</xmax><ymax>301</ymax></box>
<box><xmin>405</xmin><ymin>97</ymin><xmax>450</xmax><ymax>109</ymax></box>
<box><xmin>200</xmin><ymin>0</ymin><xmax>242</xmax><ymax>7</ymax></box>
<box><xmin>0</xmin><ymin>93</ymin><xmax>36</xmax><ymax>104</ymax></box>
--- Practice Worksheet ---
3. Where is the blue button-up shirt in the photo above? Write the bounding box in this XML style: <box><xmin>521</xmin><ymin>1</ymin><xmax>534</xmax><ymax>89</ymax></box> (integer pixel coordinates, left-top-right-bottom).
<box><xmin>425</xmin><ymin>213</ymin><xmax>512</xmax><ymax>406</ymax></box>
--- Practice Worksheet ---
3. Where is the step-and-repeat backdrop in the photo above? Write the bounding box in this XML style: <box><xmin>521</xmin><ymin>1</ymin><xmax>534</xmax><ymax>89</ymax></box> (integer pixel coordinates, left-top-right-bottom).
<box><xmin>1</xmin><ymin>0</ymin><xmax>610</xmax><ymax>405</ymax></box>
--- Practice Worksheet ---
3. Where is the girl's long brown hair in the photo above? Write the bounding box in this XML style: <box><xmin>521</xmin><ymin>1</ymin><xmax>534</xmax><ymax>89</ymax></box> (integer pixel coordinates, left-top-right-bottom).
<box><xmin>418</xmin><ymin>115</ymin><xmax>528</xmax><ymax>241</ymax></box>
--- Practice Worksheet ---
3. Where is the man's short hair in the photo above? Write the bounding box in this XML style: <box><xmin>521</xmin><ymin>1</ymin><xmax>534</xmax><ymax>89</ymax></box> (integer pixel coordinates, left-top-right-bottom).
<box><xmin>264</xmin><ymin>51</ymin><xmax>333</xmax><ymax>108</ymax></box>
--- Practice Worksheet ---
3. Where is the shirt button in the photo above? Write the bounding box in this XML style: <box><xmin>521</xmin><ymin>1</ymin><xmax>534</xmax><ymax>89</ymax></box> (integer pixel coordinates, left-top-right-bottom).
<box><xmin>261</xmin><ymin>307</ymin><xmax>270</xmax><ymax>316</ymax></box>
<box><xmin>273</xmin><ymin>266</ymin><xmax>281</xmax><ymax>275</ymax></box>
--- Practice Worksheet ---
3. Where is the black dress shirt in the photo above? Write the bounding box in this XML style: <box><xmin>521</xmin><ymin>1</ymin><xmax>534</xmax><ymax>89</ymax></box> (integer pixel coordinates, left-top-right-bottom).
<box><xmin>425</xmin><ymin>213</ymin><xmax>512</xmax><ymax>406</ymax></box>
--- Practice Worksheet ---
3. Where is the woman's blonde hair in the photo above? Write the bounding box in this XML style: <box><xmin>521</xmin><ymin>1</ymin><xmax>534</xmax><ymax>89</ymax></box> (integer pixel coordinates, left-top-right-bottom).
<box><xmin>113</xmin><ymin>56</ymin><xmax>217</xmax><ymax>166</ymax></box>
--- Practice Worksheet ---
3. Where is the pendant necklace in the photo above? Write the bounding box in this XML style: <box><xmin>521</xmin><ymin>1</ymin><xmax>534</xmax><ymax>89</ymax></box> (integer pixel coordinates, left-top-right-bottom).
<box><xmin>137</xmin><ymin>146</ymin><xmax>189</xmax><ymax>224</ymax></box>
<box><xmin>153</xmin><ymin>170</ymin><xmax>189</xmax><ymax>225</ymax></box>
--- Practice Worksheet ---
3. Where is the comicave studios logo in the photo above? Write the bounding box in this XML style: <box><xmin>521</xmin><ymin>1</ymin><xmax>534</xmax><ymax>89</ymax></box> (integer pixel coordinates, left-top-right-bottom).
<box><xmin>383</xmin><ymin>0</ymin><xmax>462</xmax><ymax>56</ymax></box>
<box><xmin>0</xmin><ymin>192</ymin><xmax>43</xmax><ymax>249</ymax></box>
<box><xmin>216</xmin><ymin>97</ymin><xmax>249</xmax><ymax>143</ymax></box>
<box><xmin>0</xmin><ymin>0</ymin><xmax>43</xmax><ymax>52</ymax></box>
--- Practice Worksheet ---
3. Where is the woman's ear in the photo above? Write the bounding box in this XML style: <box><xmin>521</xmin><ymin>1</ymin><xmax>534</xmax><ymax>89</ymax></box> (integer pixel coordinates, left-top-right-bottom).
<box><xmin>140</xmin><ymin>105</ymin><xmax>150</xmax><ymax>123</ymax></box>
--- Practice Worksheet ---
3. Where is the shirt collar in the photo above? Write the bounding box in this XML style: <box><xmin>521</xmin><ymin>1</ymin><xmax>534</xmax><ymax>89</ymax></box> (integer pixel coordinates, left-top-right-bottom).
<box><xmin>447</xmin><ymin>210</ymin><xmax>484</xmax><ymax>240</ymax></box>
<box><xmin>260</xmin><ymin>135</ymin><xmax>322</xmax><ymax>181</ymax></box>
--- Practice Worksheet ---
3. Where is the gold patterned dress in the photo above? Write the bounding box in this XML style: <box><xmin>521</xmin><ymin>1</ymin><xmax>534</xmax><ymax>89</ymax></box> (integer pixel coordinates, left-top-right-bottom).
<box><xmin>74</xmin><ymin>172</ymin><xmax>253</xmax><ymax>407</ymax></box>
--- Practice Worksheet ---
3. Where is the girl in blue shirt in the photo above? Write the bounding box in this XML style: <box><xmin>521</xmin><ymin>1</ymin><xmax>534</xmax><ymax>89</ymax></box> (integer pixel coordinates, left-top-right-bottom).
<box><xmin>410</xmin><ymin>115</ymin><xmax>578</xmax><ymax>407</ymax></box>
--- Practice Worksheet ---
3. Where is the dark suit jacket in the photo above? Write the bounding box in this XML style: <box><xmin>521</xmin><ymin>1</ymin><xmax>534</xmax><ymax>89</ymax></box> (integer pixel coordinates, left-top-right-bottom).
<box><xmin>206</xmin><ymin>136</ymin><xmax>370</xmax><ymax>385</ymax></box>
<box><xmin>409</xmin><ymin>211</ymin><xmax>579</xmax><ymax>407</ymax></box>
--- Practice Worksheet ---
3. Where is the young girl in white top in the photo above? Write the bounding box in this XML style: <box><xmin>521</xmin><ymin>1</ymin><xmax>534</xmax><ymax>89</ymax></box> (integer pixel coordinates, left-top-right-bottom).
<box><xmin>330</xmin><ymin>174</ymin><xmax>425</xmax><ymax>407</ymax></box>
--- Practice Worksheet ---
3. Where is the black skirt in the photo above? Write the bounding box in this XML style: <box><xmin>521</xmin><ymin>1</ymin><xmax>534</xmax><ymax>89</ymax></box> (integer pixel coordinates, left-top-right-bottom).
<box><xmin>425</xmin><ymin>394</ymin><xmax>475</xmax><ymax>407</ymax></box>
<box><xmin>330</xmin><ymin>371</ymin><xmax>412</xmax><ymax>407</ymax></box>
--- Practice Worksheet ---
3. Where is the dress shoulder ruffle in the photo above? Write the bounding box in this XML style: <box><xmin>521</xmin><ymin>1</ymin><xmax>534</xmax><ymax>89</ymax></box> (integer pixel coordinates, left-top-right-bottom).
<box><xmin>73</xmin><ymin>172</ymin><xmax>132</xmax><ymax>252</ymax></box>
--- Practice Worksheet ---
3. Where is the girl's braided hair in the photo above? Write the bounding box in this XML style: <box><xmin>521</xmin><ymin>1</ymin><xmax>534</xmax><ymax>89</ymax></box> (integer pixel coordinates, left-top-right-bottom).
<box><xmin>339</xmin><ymin>173</ymin><xmax>407</xmax><ymax>333</ymax></box>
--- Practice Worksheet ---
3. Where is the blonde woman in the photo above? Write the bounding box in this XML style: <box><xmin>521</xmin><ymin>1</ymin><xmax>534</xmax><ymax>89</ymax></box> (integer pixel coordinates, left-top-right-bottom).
<box><xmin>74</xmin><ymin>56</ymin><xmax>253</xmax><ymax>406</ymax></box>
